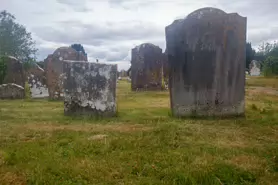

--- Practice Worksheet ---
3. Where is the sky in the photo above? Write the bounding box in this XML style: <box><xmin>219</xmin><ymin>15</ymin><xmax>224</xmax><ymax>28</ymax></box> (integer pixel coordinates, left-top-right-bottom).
<box><xmin>2</xmin><ymin>0</ymin><xmax>278</xmax><ymax>70</ymax></box>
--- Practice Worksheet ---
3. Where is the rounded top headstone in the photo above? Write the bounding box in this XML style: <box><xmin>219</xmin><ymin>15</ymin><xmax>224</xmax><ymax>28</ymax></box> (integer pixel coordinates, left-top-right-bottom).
<box><xmin>187</xmin><ymin>7</ymin><xmax>227</xmax><ymax>19</ymax></box>
<box><xmin>53</xmin><ymin>47</ymin><xmax>76</xmax><ymax>56</ymax></box>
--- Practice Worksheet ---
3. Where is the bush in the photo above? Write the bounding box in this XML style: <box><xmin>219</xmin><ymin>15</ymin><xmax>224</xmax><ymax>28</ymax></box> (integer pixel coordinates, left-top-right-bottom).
<box><xmin>263</xmin><ymin>56</ymin><xmax>278</xmax><ymax>77</ymax></box>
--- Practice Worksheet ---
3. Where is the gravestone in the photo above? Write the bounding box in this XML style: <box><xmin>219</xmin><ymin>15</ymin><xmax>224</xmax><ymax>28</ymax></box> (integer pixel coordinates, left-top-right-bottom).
<box><xmin>2</xmin><ymin>56</ymin><xmax>25</xmax><ymax>87</ymax></box>
<box><xmin>26</xmin><ymin>63</ymin><xmax>49</xmax><ymax>98</ymax></box>
<box><xmin>162</xmin><ymin>50</ymin><xmax>169</xmax><ymax>89</ymax></box>
<box><xmin>63</xmin><ymin>61</ymin><xmax>117</xmax><ymax>117</ymax></box>
<box><xmin>131</xmin><ymin>43</ymin><xmax>164</xmax><ymax>91</ymax></box>
<box><xmin>249</xmin><ymin>60</ymin><xmax>261</xmax><ymax>76</ymax></box>
<box><xmin>165</xmin><ymin>7</ymin><xmax>246</xmax><ymax>117</ymax></box>
<box><xmin>45</xmin><ymin>47</ymin><xmax>87</xmax><ymax>100</ymax></box>
<box><xmin>0</xmin><ymin>83</ymin><xmax>25</xmax><ymax>99</ymax></box>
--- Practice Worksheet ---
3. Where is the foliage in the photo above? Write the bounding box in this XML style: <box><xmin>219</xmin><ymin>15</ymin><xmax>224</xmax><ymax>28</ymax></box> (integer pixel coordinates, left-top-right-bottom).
<box><xmin>0</xmin><ymin>55</ymin><xmax>8</xmax><ymax>84</ymax></box>
<box><xmin>262</xmin><ymin>56</ymin><xmax>278</xmax><ymax>76</ymax></box>
<box><xmin>268</xmin><ymin>44</ymin><xmax>278</xmax><ymax>58</ymax></box>
<box><xmin>24</xmin><ymin>81</ymin><xmax>31</xmax><ymax>99</ymax></box>
<box><xmin>254</xmin><ymin>52</ymin><xmax>266</xmax><ymax>62</ymax></box>
<box><xmin>246</xmin><ymin>42</ymin><xmax>256</xmax><ymax>68</ymax></box>
<box><xmin>0</xmin><ymin>10</ymin><xmax>37</xmax><ymax>62</ymax></box>
<box><xmin>258</xmin><ymin>42</ymin><xmax>276</xmax><ymax>56</ymax></box>
<box><xmin>23</xmin><ymin>59</ymin><xmax>36</xmax><ymax>71</ymax></box>
<box><xmin>70</xmin><ymin>43</ymin><xmax>87</xmax><ymax>56</ymax></box>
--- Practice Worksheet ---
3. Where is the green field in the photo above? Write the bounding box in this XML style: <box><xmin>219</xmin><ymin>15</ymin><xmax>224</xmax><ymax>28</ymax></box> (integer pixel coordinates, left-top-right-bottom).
<box><xmin>0</xmin><ymin>77</ymin><xmax>278</xmax><ymax>185</ymax></box>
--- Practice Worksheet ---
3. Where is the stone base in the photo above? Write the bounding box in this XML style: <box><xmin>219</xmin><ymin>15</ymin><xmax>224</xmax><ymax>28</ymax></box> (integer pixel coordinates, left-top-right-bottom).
<box><xmin>64</xmin><ymin>102</ymin><xmax>117</xmax><ymax>118</ymax></box>
<box><xmin>0</xmin><ymin>83</ymin><xmax>25</xmax><ymax>99</ymax></box>
<box><xmin>172</xmin><ymin>101</ymin><xmax>245</xmax><ymax>118</ymax></box>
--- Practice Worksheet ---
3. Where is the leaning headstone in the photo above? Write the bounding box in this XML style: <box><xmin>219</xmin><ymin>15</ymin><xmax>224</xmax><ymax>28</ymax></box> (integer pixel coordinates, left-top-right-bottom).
<box><xmin>0</xmin><ymin>83</ymin><xmax>25</xmax><ymax>99</ymax></box>
<box><xmin>249</xmin><ymin>60</ymin><xmax>261</xmax><ymax>76</ymax></box>
<box><xmin>2</xmin><ymin>56</ymin><xmax>25</xmax><ymax>87</ymax></box>
<box><xmin>45</xmin><ymin>47</ymin><xmax>87</xmax><ymax>100</ymax></box>
<box><xmin>26</xmin><ymin>63</ymin><xmax>49</xmax><ymax>98</ymax></box>
<box><xmin>165</xmin><ymin>7</ymin><xmax>246</xmax><ymax>117</ymax></box>
<box><xmin>131</xmin><ymin>43</ymin><xmax>164</xmax><ymax>91</ymax></box>
<box><xmin>63</xmin><ymin>61</ymin><xmax>117</xmax><ymax>117</ymax></box>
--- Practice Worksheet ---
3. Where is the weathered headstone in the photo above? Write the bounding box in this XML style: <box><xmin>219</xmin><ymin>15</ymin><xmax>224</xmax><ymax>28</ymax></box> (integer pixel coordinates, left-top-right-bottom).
<box><xmin>45</xmin><ymin>47</ymin><xmax>87</xmax><ymax>100</ymax></box>
<box><xmin>63</xmin><ymin>61</ymin><xmax>117</xmax><ymax>117</ymax></box>
<box><xmin>249</xmin><ymin>60</ymin><xmax>261</xmax><ymax>76</ymax></box>
<box><xmin>165</xmin><ymin>7</ymin><xmax>246</xmax><ymax>117</ymax></box>
<box><xmin>26</xmin><ymin>63</ymin><xmax>49</xmax><ymax>98</ymax></box>
<box><xmin>2</xmin><ymin>56</ymin><xmax>25</xmax><ymax>87</ymax></box>
<box><xmin>162</xmin><ymin>50</ymin><xmax>169</xmax><ymax>89</ymax></box>
<box><xmin>131</xmin><ymin>43</ymin><xmax>164</xmax><ymax>91</ymax></box>
<box><xmin>0</xmin><ymin>83</ymin><xmax>25</xmax><ymax>99</ymax></box>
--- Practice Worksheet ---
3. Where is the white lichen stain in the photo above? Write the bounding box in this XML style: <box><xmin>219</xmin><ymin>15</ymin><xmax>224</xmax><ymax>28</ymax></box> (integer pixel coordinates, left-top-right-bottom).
<box><xmin>99</xmin><ymin>66</ymin><xmax>112</xmax><ymax>80</ymax></box>
<box><xmin>77</xmin><ymin>87</ymin><xmax>82</xmax><ymax>93</ymax></box>
<box><xmin>0</xmin><ymin>83</ymin><xmax>24</xmax><ymax>89</ymax></box>
<box><xmin>197</xmin><ymin>11</ymin><xmax>204</xmax><ymax>19</ymax></box>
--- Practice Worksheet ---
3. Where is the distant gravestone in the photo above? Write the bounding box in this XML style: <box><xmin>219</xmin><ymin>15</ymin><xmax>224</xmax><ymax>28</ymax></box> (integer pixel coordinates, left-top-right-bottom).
<box><xmin>162</xmin><ymin>50</ymin><xmax>169</xmax><ymax>89</ymax></box>
<box><xmin>0</xmin><ymin>83</ymin><xmax>25</xmax><ymax>99</ymax></box>
<box><xmin>63</xmin><ymin>61</ymin><xmax>117</xmax><ymax>117</ymax></box>
<box><xmin>249</xmin><ymin>60</ymin><xmax>261</xmax><ymax>76</ymax></box>
<box><xmin>26</xmin><ymin>63</ymin><xmax>49</xmax><ymax>98</ymax></box>
<box><xmin>165</xmin><ymin>7</ymin><xmax>246</xmax><ymax>117</ymax></box>
<box><xmin>2</xmin><ymin>56</ymin><xmax>25</xmax><ymax>88</ymax></box>
<box><xmin>131</xmin><ymin>43</ymin><xmax>164</xmax><ymax>91</ymax></box>
<box><xmin>45</xmin><ymin>47</ymin><xmax>87</xmax><ymax>100</ymax></box>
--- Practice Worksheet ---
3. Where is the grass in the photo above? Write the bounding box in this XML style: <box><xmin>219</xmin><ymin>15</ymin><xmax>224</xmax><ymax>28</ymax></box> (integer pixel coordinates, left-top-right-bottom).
<box><xmin>0</xmin><ymin>77</ymin><xmax>278</xmax><ymax>185</ymax></box>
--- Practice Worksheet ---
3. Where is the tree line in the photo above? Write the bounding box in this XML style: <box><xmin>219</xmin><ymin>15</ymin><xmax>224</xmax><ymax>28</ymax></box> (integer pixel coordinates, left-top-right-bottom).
<box><xmin>246</xmin><ymin>41</ymin><xmax>278</xmax><ymax>76</ymax></box>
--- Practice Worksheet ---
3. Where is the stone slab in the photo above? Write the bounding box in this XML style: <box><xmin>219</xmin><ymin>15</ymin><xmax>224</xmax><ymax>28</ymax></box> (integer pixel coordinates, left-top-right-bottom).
<box><xmin>63</xmin><ymin>61</ymin><xmax>117</xmax><ymax>117</ymax></box>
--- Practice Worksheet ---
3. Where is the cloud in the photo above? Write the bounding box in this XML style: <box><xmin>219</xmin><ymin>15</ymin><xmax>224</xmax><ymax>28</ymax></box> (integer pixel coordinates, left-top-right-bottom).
<box><xmin>32</xmin><ymin>20</ymin><xmax>164</xmax><ymax>45</ymax></box>
<box><xmin>56</xmin><ymin>0</ymin><xmax>91</xmax><ymax>12</ymax></box>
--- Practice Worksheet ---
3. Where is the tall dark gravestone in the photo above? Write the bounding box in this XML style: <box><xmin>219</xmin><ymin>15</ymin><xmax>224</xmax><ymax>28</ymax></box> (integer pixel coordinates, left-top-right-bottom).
<box><xmin>131</xmin><ymin>43</ymin><xmax>164</xmax><ymax>91</ymax></box>
<box><xmin>165</xmin><ymin>8</ymin><xmax>247</xmax><ymax>117</ymax></box>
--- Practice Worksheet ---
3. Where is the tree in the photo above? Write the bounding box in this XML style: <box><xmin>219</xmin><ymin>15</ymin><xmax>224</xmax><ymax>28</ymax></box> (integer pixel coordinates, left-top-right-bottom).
<box><xmin>262</xmin><ymin>56</ymin><xmax>278</xmax><ymax>76</ymax></box>
<box><xmin>267</xmin><ymin>41</ymin><xmax>278</xmax><ymax>58</ymax></box>
<box><xmin>246</xmin><ymin>42</ymin><xmax>256</xmax><ymax>69</ymax></box>
<box><xmin>0</xmin><ymin>10</ymin><xmax>37</xmax><ymax>62</ymax></box>
<box><xmin>70</xmin><ymin>44</ymin><xmax>87</xmax><ymax>56</ymax></box>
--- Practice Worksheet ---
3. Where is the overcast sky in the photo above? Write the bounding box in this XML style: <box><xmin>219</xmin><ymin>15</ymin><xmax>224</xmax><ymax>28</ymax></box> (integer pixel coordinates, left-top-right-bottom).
<box><xmin>2</xmin><ymin>0</ymin><xmax>278</xmax><ymax>70</ymax></box>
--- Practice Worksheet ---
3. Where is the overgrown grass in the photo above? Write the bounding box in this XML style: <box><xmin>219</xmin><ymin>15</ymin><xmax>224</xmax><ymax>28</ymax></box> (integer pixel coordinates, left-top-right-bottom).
<box><xmin>0</xmin><ymin>77</ymin><xmax>278</xmax><ymax>184</ymax></box>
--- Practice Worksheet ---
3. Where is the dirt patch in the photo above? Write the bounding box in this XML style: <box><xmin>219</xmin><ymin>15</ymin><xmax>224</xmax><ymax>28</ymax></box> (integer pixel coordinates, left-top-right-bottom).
<box><xmin>20</xmin><ymin>123</ymin><xmax>152</xmax><ymax>133</ymax></box>
<box><xmin>247</xmin><ymin>86</ymin><xmax>278</xmax><ymax>96</ymax></box>
<box><xmin>0</xmin><ymin>171</ymin><xmax>26</xmax><ymax>185</ymax></box>
<box><xmin>227</xmin><ymin>155</ymin><xmax>266</xmax><ymax>170</ymax></box>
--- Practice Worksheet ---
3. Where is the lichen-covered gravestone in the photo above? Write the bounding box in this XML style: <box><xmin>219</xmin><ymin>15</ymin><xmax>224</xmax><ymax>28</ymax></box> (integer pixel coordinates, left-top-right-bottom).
<box><xmin>165</xmin><ymin>7</ymin><xmax>246</xmax><ymax>117</ymax></box>
<box><xmin>249</xmin><ymin>60</ymin><xmax>261</xmax><ymax>76</ymax></box>
<box><xmin>0</xmin><ymin>83</ymin><xmax>25</xmax><ymax>99</ymax></box>
<box><xmin>45</xmin><ymin>47</ymin><xmax>87</xmax><ymax>100</ymax></box>
<box><xmin>131</xmin><ymin>43</ymin><xmax>164</xmax><ymax>91</ymax></box>
<box><xmin>26</xmin><ymin>63</ymin><xmax>49</xmax><ymax>98</ymax></box>
<box><xmin>2</xmin><ymin>56</ymin><xmax>25</xmax><ymax>88</ymax></box>
<box><xmin>63</xmin><ymin>61</ymin><xmax>117</xmax><ymax>117</ymax></box>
